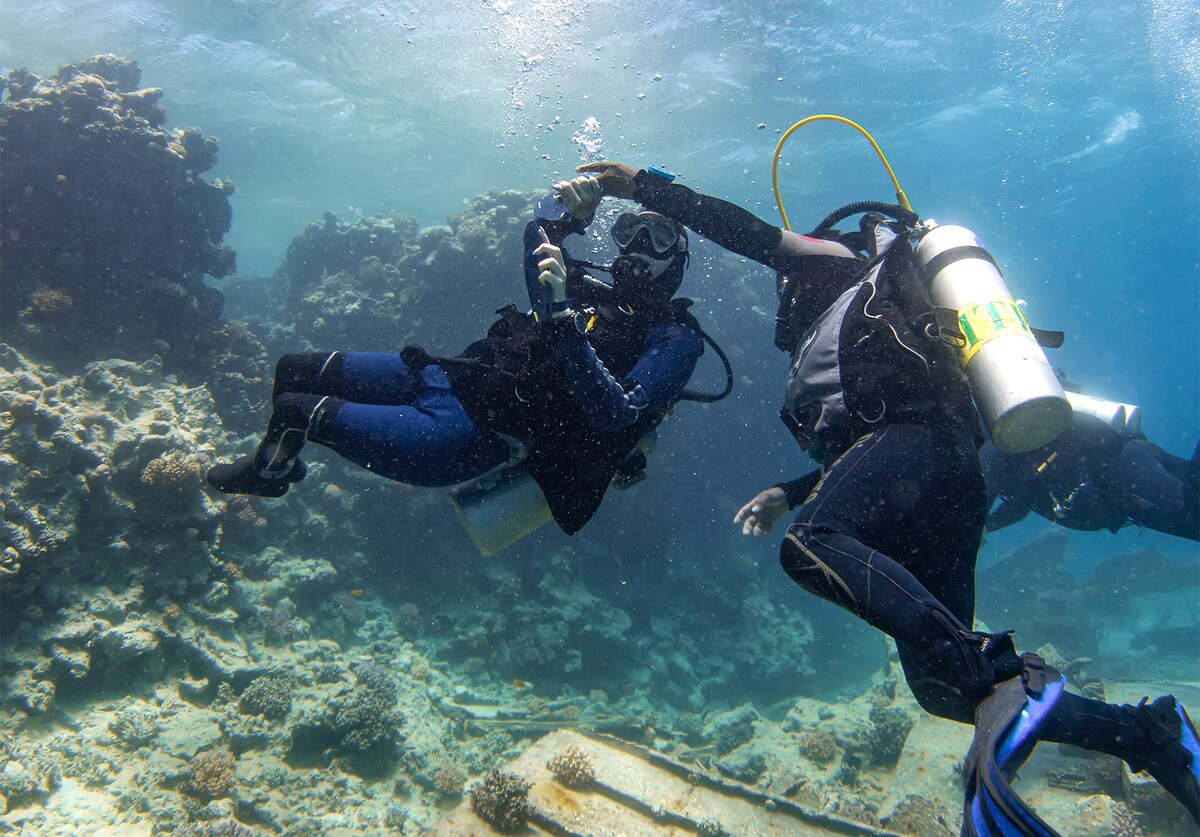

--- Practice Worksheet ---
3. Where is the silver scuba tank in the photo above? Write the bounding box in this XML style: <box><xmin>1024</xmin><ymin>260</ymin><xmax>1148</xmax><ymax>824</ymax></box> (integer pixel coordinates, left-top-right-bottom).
<box><xmin>1065</xmin><ymin>391</ymin><xmax>1142</xmax><ymax>436</ymax></box>
<box><xmin>914</xmin><ymin>224</ymin><xmax>1071</xmax><ymax>453</ymax></box>
<box><xmin>449</xmin><ymin>466</ymin><xmax>553</xmax><ymax>557</ymax></box>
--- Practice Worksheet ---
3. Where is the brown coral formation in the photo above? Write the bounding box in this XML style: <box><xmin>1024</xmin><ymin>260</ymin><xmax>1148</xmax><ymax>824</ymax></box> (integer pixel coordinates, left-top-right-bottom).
<box><xmin>469</xmin><ymin>769</ymin><xmax>532</xmax><ymax>833</ymax></box>
<box><xmin>140</xmin><ymin>450</ymin><xmax>205</xmax><ymax>500</ymax></box>
<box><xmin>798</xmin><ymin>730</ymin><xmax>838</xmax><ymax>765</ymax></box>
<box><xmin>546</xmin><ymin>744</ymin><xmax>595</xmax><ymax>789</ymax></box>
<box><xmin>184</xmin><ymin>747</ymin><xmax>236</xmax><ymax>800</ymax></box>
<box><xmin>433</xmin><ymin>764</ymin><xmax>468</xmax><ymax>798</ymax></box>
<box><xmin>28</xmin><ymin>286</ymin><xmax>74</xmax><ymax>317</ymax></box>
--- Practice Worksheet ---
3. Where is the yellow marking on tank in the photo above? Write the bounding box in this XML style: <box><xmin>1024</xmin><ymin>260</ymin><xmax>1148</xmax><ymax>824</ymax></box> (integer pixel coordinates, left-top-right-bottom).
<box><xmin>956</xmin><ymin>299</ymin><xmax>1033</xmax><ymax>366</ymax></box>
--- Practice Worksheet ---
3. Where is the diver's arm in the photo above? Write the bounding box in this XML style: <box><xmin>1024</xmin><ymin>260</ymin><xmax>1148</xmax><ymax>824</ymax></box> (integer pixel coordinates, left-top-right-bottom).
<box><xmin>576</xmin><ymin>162</ymin><xmax>857</xmax><ymax>270</ymax></box>
<box><xmin>776</xmin><ymin>469</ymin><xmax>823</xmax><ymax>509</ymax></box>
<box><xmin>550</xmin><ymin>320</ymin><xmax>702</xmax><ymax>432</ymax></box>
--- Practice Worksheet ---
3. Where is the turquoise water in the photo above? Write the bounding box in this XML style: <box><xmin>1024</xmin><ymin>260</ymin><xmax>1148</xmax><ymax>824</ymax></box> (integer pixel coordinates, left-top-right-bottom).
<box><xmin>1</xmin><ymin>1</ymin><xmax>1197</xmax><ymax>834</ymax></box>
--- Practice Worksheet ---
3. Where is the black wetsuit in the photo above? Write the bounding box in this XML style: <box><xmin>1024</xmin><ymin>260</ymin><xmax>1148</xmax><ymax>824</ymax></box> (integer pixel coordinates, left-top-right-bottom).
<box><xmin>983</xmin><ymin>413</ymin><xmax>1199</xmax><ymax>541</ymax></box>
<box><xmin>631</xmin><ymin>171</ymin><xmax>1169</xmax><ymax>768</ymax></box>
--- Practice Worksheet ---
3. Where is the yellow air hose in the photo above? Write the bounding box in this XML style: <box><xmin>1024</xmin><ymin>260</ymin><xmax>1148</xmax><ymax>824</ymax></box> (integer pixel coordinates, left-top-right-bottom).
<box><xmin>771</xmin><ymin>114</ymin><xmax>913</xmax><ymax>231</ymax></box>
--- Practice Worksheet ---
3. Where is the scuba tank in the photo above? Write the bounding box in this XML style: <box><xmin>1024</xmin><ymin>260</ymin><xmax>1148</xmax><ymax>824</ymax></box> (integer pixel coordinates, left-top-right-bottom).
<box><xmin>450</xmin><ymin>465</ymin><xmax>553</xmax><ymax>557</ymax></box>
<box><xmin>1065</xmin><ymin>391</ymin><xmax>1141</xmax><ymax>436</ymax></box>
<box><xmin>448</xmin><ymin>432</ymin><xmax>660</xmax><ymax>557</ymax></box>
<box><xmin>770</xmin><ymin>116</ymin><xmax>1070</xmax><ymax>454</ymax></box>
<box><xmin>913</xmin><ymin>224</ymin><xmax>1071</xmax><ymax>453</ymax></box>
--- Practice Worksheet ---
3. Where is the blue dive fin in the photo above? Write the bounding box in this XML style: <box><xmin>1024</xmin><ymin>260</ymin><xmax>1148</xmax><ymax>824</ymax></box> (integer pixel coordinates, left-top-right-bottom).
<box><xmin>962</xmin><ymin>655</ymin><xmax>1065</xmax><ymax>837</ymax></box>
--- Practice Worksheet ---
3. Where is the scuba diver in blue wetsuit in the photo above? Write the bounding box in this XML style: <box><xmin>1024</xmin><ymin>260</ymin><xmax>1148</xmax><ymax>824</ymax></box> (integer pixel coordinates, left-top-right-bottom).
<box><xmin>207</xmin><ymin>177</ymin><xmax>716</xmax><ymax>537</ymax></box>
<box><xmin>982</xmin><ymin>399</ymin><xmax>1199</xmax><ymax>541</ymax></box>
<box><xmin>575</xmin><ymin>157</ymin><xmax>1200</xmax><ymax>835</ymax></box>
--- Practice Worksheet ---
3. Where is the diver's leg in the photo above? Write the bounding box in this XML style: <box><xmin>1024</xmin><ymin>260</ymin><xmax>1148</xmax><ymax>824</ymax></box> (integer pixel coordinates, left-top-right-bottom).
<box><xmin>207</xmin><ymin>352</ymin><xmax>423</xmax><ymax>496</ymax></box>
<box><xmin>306</xmin><ymin>364</ymin><xmax>511</xmax><ymax>487</ymax></box>
<box><xmin>780</xmin><ymin>421</ymin><xmax>1019</xmax><ymax>723</ymax></box>
<box><xmin>205</xmin><ymin>392</ymin><xmax>330</xmax><ymax>497</ymax></box>
<box><xmin>1036</xmin><ymin>690</ymin><xmax>1200</xmax><ymax>821</ymax></box>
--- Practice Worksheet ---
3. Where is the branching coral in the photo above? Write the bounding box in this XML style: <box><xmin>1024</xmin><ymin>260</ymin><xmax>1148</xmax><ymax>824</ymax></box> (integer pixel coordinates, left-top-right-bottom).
<box><xmin>333</xmin><ymin>689</ymin><xmax>402</xmax><ymax>755</ymax></box>
<box><xmin>350</xmin><ymin>659</ymin><xmax>398</xmax><ymax>704</ymax></box>
<box><xmin>432</xmin><ymin>764</ymin><xmax>468</xmax><ymax>798</ymax></box>
<box><xmin>238</xmin><ymin>676</ymin><xmax>293</xmax><ymax>721</ymax></box>
<box><xmin>259</xmin><ymin>608</ymin><xmax>300</xmax><ymax>646</ymax></box>
<box><xmin>469</xmin><ymin>769</ymin><xmax>532</xmax><ymax>833</ymax></box>
<box><xmin>184</xmin><ymin>746</ymin><xmax>236</xmax><ymax>800</ymax></box>
<box><xmin>140</xmin><ymin>450</ymin><xmax>205</xmax><ymax>503</ymax></box>
<box><xmin>546</xmin><ymin>744</ymin><xmax>595</xmax><ymax>789</ymax></box>
<box><xmin>28</xmin><ymin>287</ymin><xmax>74</xmax><ymax>317</ymax></box>
<box><xmin>862</xmin><ymin>706</ymin><xmax>915</xmax><ymax>768</ymax></box>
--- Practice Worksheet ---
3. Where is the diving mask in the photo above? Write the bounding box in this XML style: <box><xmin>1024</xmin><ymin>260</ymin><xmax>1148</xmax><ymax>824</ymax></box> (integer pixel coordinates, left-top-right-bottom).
<box><xmin>611</xmin><ymin>212</ymin><xmax>686</xmax><ymax>257</ymax></box>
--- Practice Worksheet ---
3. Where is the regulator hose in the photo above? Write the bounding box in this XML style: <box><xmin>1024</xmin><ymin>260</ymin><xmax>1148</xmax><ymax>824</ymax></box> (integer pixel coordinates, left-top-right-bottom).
<box><xmin>810</xmin><ymin>200</ymin><xmax>919</xmax><ymax>236</ymax></box>
<box><xmin>771</xmin><ymin>114</ymin><xmax>915</xmax><ymax>230</ymax></box>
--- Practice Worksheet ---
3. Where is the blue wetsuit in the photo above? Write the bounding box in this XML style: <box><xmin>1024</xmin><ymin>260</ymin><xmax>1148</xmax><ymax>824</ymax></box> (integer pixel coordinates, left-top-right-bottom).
<box><xmin>255</xmin><ymin>211</ymin><xmax>702</xmax><ymax>531</ymax></box>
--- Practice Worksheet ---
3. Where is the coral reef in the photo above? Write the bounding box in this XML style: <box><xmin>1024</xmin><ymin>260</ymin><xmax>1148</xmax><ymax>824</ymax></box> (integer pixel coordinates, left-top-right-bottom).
<box><xmin>0</xmin><ymin>344</ymin><xmax>226</xmax><ymax>608</ymax></box>
<box><xmin>287</xmin><ymin>685</ymin><xmax>405</xmax><ymax>773</ymax></box>
<box><xmin>706</xmin><ymin>706</ymin><xmax>759</xmax><ymax>755</ymax></box>
<box><xmin>546</xmin><ymin>744</ymin><xmax>595</xmax><ymax>789</ymax></box>
<box><xmin>1</xmin><ymin>57</ymin><xmax>234</xmax><ymax>359</ymax></box>
<box><xmin>171</xmin><ymin>821</ymin><xmax>255</xmax><ymax>837</ymax></box>
<box><xmin>275</xmin><ymin>191</ymin><xmax>538</xmax><ymax>356</ymax></box>
<box><xmin>469</xmin><ymin>769</ymin><xmax>532</xmax><ymax>833</ymax></box>
<box><xmin>0</xmin><ymin>735</ymin><xmax>62</xmax><ymax>814</ymax></box>
<box><xmin>0</xmin><ymin>56</ymin><xmax>270</xmax><ymax>433</ymax></box>
<box><xmin>881</xmin><ymin>793</ymin><xmax>954</xmax><ymax>835</ymax></box>
<box><xmin>108</xmin><ymin>706</ymin><xmax>161</xmax><ymax>751</ymax></box>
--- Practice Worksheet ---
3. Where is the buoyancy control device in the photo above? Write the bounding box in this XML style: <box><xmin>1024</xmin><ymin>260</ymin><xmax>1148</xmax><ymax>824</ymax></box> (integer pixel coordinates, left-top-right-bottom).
<box><xmin>771</xmin><ymin>115</ymin><xmax>1071</xmax><ymax>454</ymax></box>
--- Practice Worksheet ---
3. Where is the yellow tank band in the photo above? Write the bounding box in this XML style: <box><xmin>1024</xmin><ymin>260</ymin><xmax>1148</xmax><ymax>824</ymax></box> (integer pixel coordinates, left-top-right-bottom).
<box><xmin>956</xmin><ymin>299</ymin><xmax>1033</xmax><ymax>366</ymax></box>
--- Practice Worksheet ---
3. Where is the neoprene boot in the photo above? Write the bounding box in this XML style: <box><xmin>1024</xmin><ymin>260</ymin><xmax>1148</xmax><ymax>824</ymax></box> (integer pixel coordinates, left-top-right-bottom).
<box><xmin>1126</xmin><ymin>695</ymin><xmax>1200</xmax><ymax>824</ymax></box>
<box><xmin>206</xmin><ymin>392</ymin><xmax>335</xmax><ymax>498</ymax></box>
<box><xmin>206</xmin><ymin>446</ymin><xmax>307</xmax><ymax>498</ymax></box>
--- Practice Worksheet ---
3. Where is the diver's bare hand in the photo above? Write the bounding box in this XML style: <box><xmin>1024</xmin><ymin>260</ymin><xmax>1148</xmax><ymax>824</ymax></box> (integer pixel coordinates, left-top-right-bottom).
<box><xmin>551</xmin><ymin>175</ymin><xmax>602</xmax><ymax>221</ymax></box>
<box><xmin>534</xmin><ymin>227</ymin><xmax>567</xmax><ymax>304</ymax></box>
<box><xmin>576</xmin><ymin>161</ymin><xmax>638</xmax><ymax>199</ymax></box>
<box><xmin>733</xmin><ymin>487</ymin><xmax>789</xmax><ymax>537</ymax></box>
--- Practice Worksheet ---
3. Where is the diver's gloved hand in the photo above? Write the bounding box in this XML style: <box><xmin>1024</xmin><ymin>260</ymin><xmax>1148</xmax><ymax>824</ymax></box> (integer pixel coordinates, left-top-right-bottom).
<box><xmin>733</xmin><ymin>486</ymin><xmax>789</xmax><ymax>537</ymax></box>
<box><xmin>576</xmin><ymin>160</ymin><xmax>638</xmax><ymax>199</ymax></box>
<box><xmin>551</xmin><ymin>175</ymin><xmax>602</xmax><ymax>221</ymax></box>
<box><xmin>534</xmin><ymin>227</ymin><xmax>568</xmax><ymax>307</ymax></box>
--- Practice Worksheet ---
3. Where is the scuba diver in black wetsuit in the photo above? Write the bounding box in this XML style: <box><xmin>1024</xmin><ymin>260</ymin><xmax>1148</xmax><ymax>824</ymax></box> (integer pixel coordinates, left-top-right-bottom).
<box><xmin>573</xmin><ymin>159</ymin><xmax>1200</xmax><ymax>834</ymax></box>
<box><xmin>206</xmin><ymin>177</ymin><xmax>711</xmax><ymax>537</ymax></box>
<box><xmin>983</xmin><ymin>408</ymin><xmax>1199</xmax><ymax>541</ymax></box>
